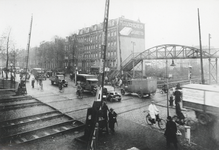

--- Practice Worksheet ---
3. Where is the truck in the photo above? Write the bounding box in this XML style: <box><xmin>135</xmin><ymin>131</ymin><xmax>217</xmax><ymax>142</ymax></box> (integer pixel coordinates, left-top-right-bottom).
<box><xmin>76</xmin><ymin>74</ymin><xmax>98</xmax><ymax>95</ymax></box>
<box><xmin>182</xmin><ymin>84</ymin><xmax>219</xmax><ymax>125</ymax></box>
<box><xmin>121</xmin><ymin>77</ymin><xmax>157</xmax><ymax>98</ymax></box>
<box><xmin>50</xmin><ymin>74</ymin><xmax>68</xmax><ymax>87</ymax></box>
<box><xmin>30</xmin><ymin>68</ymin><xmax>46</xmax><ymax>80</ymax></box>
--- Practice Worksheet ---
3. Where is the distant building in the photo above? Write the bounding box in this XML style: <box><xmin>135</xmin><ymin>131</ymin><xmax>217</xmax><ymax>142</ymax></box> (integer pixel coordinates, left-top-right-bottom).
<box><xmin>65</xmin><ymin>16</ymin><xmax>145</xmax><ymax>74</ymax></box>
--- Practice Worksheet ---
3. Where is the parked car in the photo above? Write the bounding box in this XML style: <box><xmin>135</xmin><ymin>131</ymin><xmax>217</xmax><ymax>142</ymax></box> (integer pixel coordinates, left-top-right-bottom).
<box><xmin>50</xmin><ymin>75</ymin><xmax>68</xmax><ymax>87</ymax></box>
<box><xmin>103</xmin><ymin>85</ymin><xmax>121</xmax><ymax>102</ymax></box>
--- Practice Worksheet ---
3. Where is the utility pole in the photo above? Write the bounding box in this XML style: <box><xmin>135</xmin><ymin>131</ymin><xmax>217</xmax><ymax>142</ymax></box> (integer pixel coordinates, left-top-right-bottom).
<box><xmin>99</xmin><ymin>0</ymin><xmax>110</xmax><ymax>102</ymax></box>
<box><xmin>79</xmin><ymin>0</ymin><xmax>110</xmax><ymax>146</ymax></box>
<box><xmin>6</xmin><ymin>29</ymin><xmax>11</xmax><ymax>80</ymax></box>
<box><xmin>197</xmin><ymin>8</ymin><xmax>205</xmax><ymax>84</ymax></box>
<box><xmin>131</xmin><ymin>41</ymin><xmax>135</xmax><ymax>78</ymax></box>
<box><xmin>208</xmin><ymin>34</ymin><xmax>211</xmax><ymax>84</ymax></box>
<box><xmin>25</xmin><ymin>15</ymin><xmax>33</xmax><ymax>83</ymax></box>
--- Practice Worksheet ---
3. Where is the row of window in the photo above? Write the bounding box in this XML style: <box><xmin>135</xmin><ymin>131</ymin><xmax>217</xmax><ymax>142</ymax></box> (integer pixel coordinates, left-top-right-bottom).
<box><xmin>77</xmin><ymin>30</ymin><xmax>117</xmax><ymax>43</ymax></box>
<box><xmin>79</xmin><ymin>41</ymin><xmax>117</xmax><ymax>51</ymax></box>
<box><xmin>83</xmin><ymin>60</ymin><xmax>117</xmax><ymax>68</ymax></box>
<box><xmin>78</xmin><ymin>51</ymin><xmax>117</xmax><ymax>59</ymax></box>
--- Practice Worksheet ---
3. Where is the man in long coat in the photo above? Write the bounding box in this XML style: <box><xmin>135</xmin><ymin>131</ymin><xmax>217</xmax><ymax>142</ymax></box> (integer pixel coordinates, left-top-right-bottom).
<box><xmin>164</xmin><ymin>116</ymin><xmax>178</xmax><ymax>149</ymax></box>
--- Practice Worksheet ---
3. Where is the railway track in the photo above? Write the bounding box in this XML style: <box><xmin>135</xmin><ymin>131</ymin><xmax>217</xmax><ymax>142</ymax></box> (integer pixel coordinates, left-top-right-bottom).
<box><xmin>0</xmin><ymin>90</ymin><xmax>166</xmax><ymax>147</ymax></box>
<box><xmin>0</xmin><ymin>95</ymin><xmax>85</xmax><ymax>147</ymax></box>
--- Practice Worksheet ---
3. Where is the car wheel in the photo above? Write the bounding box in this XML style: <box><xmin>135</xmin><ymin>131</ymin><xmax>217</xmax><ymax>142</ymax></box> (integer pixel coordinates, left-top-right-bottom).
<box><xmin>51</xmin><ymin>81</ymin><xmax>54</xmax><ymax>85</ymax></box>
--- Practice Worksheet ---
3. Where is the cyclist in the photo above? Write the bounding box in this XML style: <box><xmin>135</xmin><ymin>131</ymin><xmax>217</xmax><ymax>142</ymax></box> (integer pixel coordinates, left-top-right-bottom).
<box><xmin>148</xmin><ymin>101</ymin><xmax>160</xmax><ymax>124</ymax></box>
<box><xmin>76</xmin><ymin>83</ymin><xmax>83</xmax><ymax>97</ymax></box>
<box><xmin>59</xmin><ymin>79</ymin><xmax>64</xmax><ymax>93</ymax></box>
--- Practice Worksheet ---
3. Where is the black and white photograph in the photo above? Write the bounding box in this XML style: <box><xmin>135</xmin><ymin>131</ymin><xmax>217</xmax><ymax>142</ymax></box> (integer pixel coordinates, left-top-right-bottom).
<box><xmin>0</xmin><ymin>0</ymin><xmax>219</xmax><ymax>150</ymax></box>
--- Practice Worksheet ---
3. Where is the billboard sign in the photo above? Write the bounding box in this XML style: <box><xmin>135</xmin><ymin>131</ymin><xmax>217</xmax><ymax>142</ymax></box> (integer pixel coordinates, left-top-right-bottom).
<box><xmin>119</xmin><ymin>19</ymin><xmax>144</xmax><ymax>38</ymax></box>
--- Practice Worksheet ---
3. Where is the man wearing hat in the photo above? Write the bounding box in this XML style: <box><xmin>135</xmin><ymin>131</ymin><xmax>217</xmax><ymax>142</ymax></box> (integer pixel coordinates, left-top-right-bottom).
<box><xmin>108</xmin><ymin>108</ymin><xmax>117</xmax><ymax>133</ymax></box>
<box><xmin>164</xmin><ymin>116</ymin><xmax>178</xmax><ymax>149</ymax></box>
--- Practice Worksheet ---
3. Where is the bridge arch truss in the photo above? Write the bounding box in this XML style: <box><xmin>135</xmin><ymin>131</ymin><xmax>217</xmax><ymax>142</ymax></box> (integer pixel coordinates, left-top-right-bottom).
<box><xmin>122</xmin><ymin>44</ymin><xmax>219</xmax><ymax>84</ymax></box>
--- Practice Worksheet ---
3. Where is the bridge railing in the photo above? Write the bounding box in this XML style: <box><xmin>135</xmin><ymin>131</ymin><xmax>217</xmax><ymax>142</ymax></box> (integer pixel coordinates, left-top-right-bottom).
<box><xmin>122</xmin><ymin>52</ymin><xmax>141</xmax><ymax>70</ymax></box>
<box><xmin>157</xmin><ymin>77</ymin><xmax>202</xmax><ymax>89</ymax></box>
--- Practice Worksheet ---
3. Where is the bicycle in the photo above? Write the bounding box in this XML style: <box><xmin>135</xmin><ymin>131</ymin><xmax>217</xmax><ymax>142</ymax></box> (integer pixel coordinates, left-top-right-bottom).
<box><xmin>76</xmin><ymin>89</ymin><xmax>83</xmax><ymax>99</ymax></box>
<box><xmin>144</xmin><ymin>111</ymin><xmax>166</xmax><ymax>130</ymax></box>
<box><xmin>59</xmin><ymin>83</ymin><xmax>64</xmax><ymax>93</ymax></box>
<box><xmin>172</xmin><ymin>114</ymin><xmax>197</xmax><ymax>131</ymax></box>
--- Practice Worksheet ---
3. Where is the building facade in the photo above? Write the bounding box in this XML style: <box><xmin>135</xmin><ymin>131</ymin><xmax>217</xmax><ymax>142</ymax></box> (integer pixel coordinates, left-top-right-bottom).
<box><xmin>66</xmin><ymin>16</ymin><xmax>145</xmax><ymax>74</ymax></box>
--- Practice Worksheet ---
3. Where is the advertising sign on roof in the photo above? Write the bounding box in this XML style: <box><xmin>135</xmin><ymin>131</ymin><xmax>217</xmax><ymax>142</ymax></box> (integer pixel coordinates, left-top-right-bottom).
<box><xmin>119</xmin><ymin>19</ymin><xmax>145</xmax><ymax>38</ymax></box>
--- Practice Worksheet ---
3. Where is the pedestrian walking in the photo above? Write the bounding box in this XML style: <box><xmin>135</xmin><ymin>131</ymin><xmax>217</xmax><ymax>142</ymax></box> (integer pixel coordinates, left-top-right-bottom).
<box><xmin>101</xmin><ymin>101</ymin><xmax>109</xmax><ymax>133</ymax></box>
<box><xmin>175</xmin><ymin>102</ymin><xmax>185</xmax><ymax>125</ymax></box>
<box><xmin>108</xmin><ymin>108</ymin><xmax>117</xmax><ymax>133</ymax></box>
<box><xmin>29</xmin><ymin>74</ymin><xmax>35</xmax><ymax>88</ymax></box>
<box><xmin>164</xmin><ymin>116</ymin><xmax>178</xmax><ymax>149</ymax></box>
<box><xmin>173</xmin><ymin>87</ymin><xmax>182</xmax><ymax>116</ymax></box>
<box><xmin>118</xmin><ymin>78</ymin><xmax>123</xmax><ymax>88</ymax></box>
<box><xmin>38</xmin><ymin>78</ymin><xmax>43</xmax><ymax>91</ymax></box>
<box><xmin>173</xmin><ymin>88</ymin><xmax>182</xmax><ymax>105</ymax></box>
<box><xmin>169</xmin><ymin>88</ymin><xmax>174</xmax><ymax>106</ymax></box>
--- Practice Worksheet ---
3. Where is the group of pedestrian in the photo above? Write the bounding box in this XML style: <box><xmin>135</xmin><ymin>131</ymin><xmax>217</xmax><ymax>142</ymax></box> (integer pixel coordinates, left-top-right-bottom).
<box><xmin>111</xmin><ymin>76</ymin><xmax>123</xmax><ymax>89</ymax></box>
<box><xmin>101</xmin><ymin>102</ymin><xmax>117</xmax><ymax>134</ymax></box>
<box><xmin>29</xmin><ymin>73</ymin><xmax>43</xmax><ymax>90</ymax></box>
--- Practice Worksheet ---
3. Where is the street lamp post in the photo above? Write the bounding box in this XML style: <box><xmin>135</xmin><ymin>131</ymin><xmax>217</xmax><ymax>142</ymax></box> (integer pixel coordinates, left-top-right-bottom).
<box><xmin>166</xmin><ymin>59</ymin><xmax>176</xmax><ymax>117</ymax></box>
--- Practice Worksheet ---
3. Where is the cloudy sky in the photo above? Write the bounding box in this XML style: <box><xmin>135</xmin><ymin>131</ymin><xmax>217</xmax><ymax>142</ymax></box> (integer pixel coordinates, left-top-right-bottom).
<box><xmin>0</xmin><ymin>0</ymin><xmax>219</xmax><ymax>50</ymax></box>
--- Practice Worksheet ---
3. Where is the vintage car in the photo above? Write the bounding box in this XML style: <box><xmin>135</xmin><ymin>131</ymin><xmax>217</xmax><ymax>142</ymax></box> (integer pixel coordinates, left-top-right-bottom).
<box><xmin>46</xmin><ymin>71</ymin><xmax>53</xmax><ymax>78</ymax></box>
<box><xmin>76</xmin><ymin>74</ymin><xmax>98</xmax><ymax>96</ymax></box>
<box><xmin>121</xmin><ymin>77</ymin><xmax>157</xmax><ymax>98</ymax></box>
<box><xmin>50</xmin><ymin>75</ymin><xmax>68</xmax><ymax>87</ymax></box>
<box><xmin>103</xmin><ymin>85</ymin><xmax>121</xmax><ymax>102</ymax></box>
